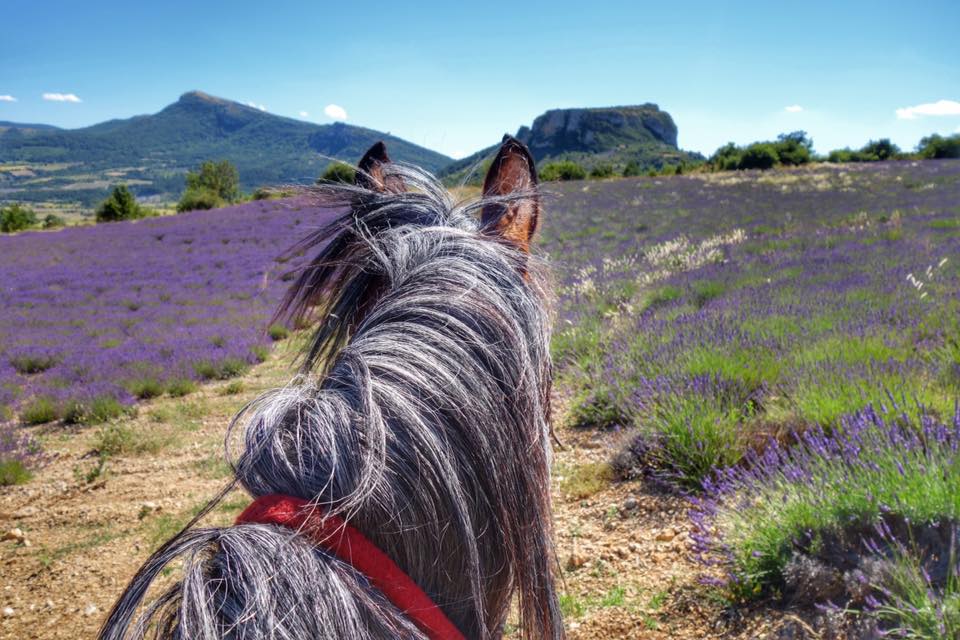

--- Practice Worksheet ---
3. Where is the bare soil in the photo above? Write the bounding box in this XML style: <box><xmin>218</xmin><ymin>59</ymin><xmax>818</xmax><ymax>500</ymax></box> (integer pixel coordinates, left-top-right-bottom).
<box><xmin>1</xmin><ymin>348</ymin><xmax>819</xmax><ymax>639</ymax></box>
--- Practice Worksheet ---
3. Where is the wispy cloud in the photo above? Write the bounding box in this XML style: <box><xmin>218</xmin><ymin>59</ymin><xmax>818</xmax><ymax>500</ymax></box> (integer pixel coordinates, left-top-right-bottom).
<box><xmin>0</xmin><ymin>95</ymin><xmax>16</xmax><ymax>102</ymax></box>
<box><xmin>895</xmin><ymin>99</ymin><xmax>960</xmax><ymax>120</ymax></box>
<box><xmin>245</xmin><ymin>101</ymin><xmax>267</xmax><ymax>112</ymax></box>
<box><xmin>324</xmin><ymin>104</ymin><xmax>347</xmax><ymax>120</ymax></box>
<box><xmin>298</xmin><ymin>110</ymin><xmax>309</xmax><ymax>118</ymax></box>
<box><xmin>784</xmin><ymin>105</ymin><xmax>803</xmax><ymax>113</ymax></box>
<box><xmin>43</xmin><ymin>92</ymin><xmax>82</xmax><ymax>103</ymax></box>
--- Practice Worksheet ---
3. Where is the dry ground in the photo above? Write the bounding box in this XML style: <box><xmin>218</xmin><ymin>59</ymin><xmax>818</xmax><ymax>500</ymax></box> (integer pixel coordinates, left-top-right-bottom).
<box><xmin>1</xmin><ymin>343</ymin><xmax>810</xmax><ymax>640</ymax></box>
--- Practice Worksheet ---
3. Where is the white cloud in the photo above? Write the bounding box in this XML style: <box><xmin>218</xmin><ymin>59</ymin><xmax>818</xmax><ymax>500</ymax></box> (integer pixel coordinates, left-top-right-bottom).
<box><xmin>895</xmin><ymin>99</ymin><xmax>960</xmax><ymax>120</ymax></box>
<box><xmin>785</xmin><ymin>105</ymin><xmax>803</xmax><ymax>113</ymax></box>
<box><xmin>298</xmin><ymin>110</ymin><xmax>309</xmax><ymax>118</ymax></box>
<box><xmin>245</xmin><ymin>101</ymin><xmax>267</xmax><ymax>111</ymax></box>
<box><xmin>451</xmin><ymin>150</ymin><xmax>466</xmax><ymax>159</ymax></box>
<box><xmin>324</xmin><ymin>104</ymin><xmax>347</xmax><ymax>120</ymax></box>
<box><xmin>0</xmin><ymin>95</ymin><xmax>16</xmax><ymax>102</ymax></box>
<box><xmin>43</xmin><ymin>92</ymin><xmax>82</xmax><ymax>103</ymax></box>
<box><xmin>955</xmin><ymin>125</ymin><xmax>960</xmax><ymax>133</ymax></box>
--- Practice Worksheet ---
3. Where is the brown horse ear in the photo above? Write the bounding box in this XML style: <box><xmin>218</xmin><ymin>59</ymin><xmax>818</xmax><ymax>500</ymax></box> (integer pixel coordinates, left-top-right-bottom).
<box><xmin>356</xmin><ymin>141</ymin><xmax>405</xmax><ymax>193</ymax></box>
<box><xmin>481</xmin><ymin>135</ymin><xmax>540</xmax><ymax>253</ymax></box>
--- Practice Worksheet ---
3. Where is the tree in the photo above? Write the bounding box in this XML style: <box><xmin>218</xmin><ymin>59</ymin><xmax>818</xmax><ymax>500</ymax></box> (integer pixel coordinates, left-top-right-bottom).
<box><xmin>96</xmin><ymin>185</ymin><xmax>145</xmax><ymax>223</ymax></box>
<box><xmin>178</xmin><ymin>160</ymin><xmax>240</xmax><ymax>212</ymax></box>
<box><xmin>0</xmin><ymin>204</ymin><xmax>38</xmax><ymax>233</ymax></box>
<box><xmin>710</xmin><ymin>143</ymin><xmax>742</xmax><ymax>171</ymax></box>
<box><xmin>774</xmin><ymin>131</ymin><xmax>813</xmax><ymax>166</ymax></box>
<box><xmin>918</xmin><ymin>134</ymin><xmax>960</xmax><ymax>159</ymax></box>
<box><xmin>318</xmin><ymin>162</ymin><xmax>356</xmax><ymax>184</ymax></box>
<box><xmin>860</xmin><ymin>138</ymin><xmax>900</xmax><ymax>161</ymax></box>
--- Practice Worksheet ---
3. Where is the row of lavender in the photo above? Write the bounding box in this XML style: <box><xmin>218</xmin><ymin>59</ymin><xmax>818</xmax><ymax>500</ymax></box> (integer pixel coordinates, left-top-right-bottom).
<box><xmin>546</xmin><ymin>161</ymin><xmax>960</xmax><ymax>635</ymax></box>
<box><xmin>0</xmin><ymin>198</ymin><xmax>329</xmax><ymax>425</ymax></box>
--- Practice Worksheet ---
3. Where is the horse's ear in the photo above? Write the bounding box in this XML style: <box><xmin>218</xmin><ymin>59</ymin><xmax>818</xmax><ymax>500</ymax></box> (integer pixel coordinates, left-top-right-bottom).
<box><xmin>481</xmin><ymin>135</ymin><xmax>540</xmax><ymax>253</ymax></box>
<box><xmin>356</xmin><ymin>141</ymin><xmax>405</xmax><ymax>193</ymax></box>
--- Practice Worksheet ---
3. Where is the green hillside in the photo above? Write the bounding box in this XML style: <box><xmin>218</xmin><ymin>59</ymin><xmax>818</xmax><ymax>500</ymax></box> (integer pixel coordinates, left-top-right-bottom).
<box><xmin>0</xmin><ymin>91</ymin><xmax>451</xmax><ymax>206</ymax></box>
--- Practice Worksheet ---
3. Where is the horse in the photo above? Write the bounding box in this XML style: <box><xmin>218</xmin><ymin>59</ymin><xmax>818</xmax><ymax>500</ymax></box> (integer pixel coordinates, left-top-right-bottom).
<box><xmin>99</xmin><ymin>136</ymin><xmax>565</xmax><ymax>639</ymax></box>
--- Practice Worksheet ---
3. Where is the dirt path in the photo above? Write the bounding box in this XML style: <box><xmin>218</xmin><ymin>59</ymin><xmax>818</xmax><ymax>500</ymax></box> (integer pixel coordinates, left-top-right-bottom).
<box><xmin>0</xmin><ymin>347</ymin><xmax>798</xmax><ymax>639</ymax></box>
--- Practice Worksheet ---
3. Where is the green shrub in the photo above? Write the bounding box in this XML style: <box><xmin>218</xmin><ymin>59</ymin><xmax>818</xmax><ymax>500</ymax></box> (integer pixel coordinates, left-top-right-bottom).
<box><xmin>194</xmin><ymin>358</ymin><xmax>248</xmax><ymax>380</ymax></box>
<box><xmin>177</xmin><ymin>187</ymin><xmax>224</xmax><ymax>212</ymax></box>
<box><xmin>0</xmin><ymin>203</ymin><xmax>38</xmax><ymax>233</ymax></box>
<box><xmin>539</xmin><ymin>161</ymin><xmax>587</xmax><ymax>182</ymax></box>
<box><xmin>622</xmin><ymin>160</ymin><xmax>642</xmax><ymax>177</ymax></box>
<box><xmin>126</xmin><ymin>378</ymin><xmax>165</xmax><ymax>400</ymax></box>
<box><xmin>10</xmin><ymin>354</ymin><xmax>58</xmax><ymax>374</ymax></box>
<box><xmin>0</xmin><ymin>460</ymin><xmax>32</xmax><ymax>486</ymax></box>
<box><xmin>318</xmin><ymin>162</ymin><xmax>357</xmax><ymax>184</ymax></box>
<box><xmin>21</xmin><ymin>397</ymin><xmax>60</xmax><ymax>425</ymax></box>
<box><xmin>166</xmin><ymin>378</ymin><xmax>197</xmax><ymax>397</ymax></box>
<box><xmin>96</xmin><ymin>185</ymin><xmax>146</xmax><ymax>223</ymax></box>
<box><xmin>41</xmin><ymin>213</ymin><xmax>65</xmax><ymax>229</ymax></box>
<box><xmin>220</xmin><ymin>380</ymin><xmax>245</xmax><ymax>396</ymax></box>
<box><xmin>62</xmin><ymin>395</ymin><xmax>129</xmax><ymax>425</ymax></box>
<box><xmin>589</xmin><ymin>163</ymin><xmax>615</xmax><ymax>179</ymax></box>
<box><xmin>267</xmin><ymin>324</ymin><xmax>290</xmax><ymax>341</ymax></box>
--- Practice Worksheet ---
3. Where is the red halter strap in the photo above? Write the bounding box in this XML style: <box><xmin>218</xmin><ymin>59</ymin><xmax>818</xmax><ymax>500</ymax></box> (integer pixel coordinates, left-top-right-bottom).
<box><xmin>236</xmin><ymin>494</ymin><xmax>466</xmax><ymax>640</ymax></box>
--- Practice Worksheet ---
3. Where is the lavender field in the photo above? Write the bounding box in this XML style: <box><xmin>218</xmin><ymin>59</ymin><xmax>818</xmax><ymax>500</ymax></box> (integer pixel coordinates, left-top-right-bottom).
<box><xmin>0</xmin><ymin>198</ymin><xmax>324</xmax><ymax>425</ymax></box>
<box><xmin>541</xmin><ymin>160</ymin><xmax>960</xmax><ymax>636</ymax></box>
<box><xmin>2</xmin><ymin>160</ymin><xmax>960</xmax><ymax>635</ymax></box>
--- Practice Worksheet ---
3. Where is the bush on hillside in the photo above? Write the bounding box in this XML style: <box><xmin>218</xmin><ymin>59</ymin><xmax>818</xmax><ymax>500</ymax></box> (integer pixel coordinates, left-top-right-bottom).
<box><xmin>318</xmin><ymin>162</ymin><xmax>357</xmax><ymax>184</ymax></box>
<box><xmin>0</xmin><ymin>204</ymin><xmax>38</xmax><ymax>233</ymax></box>
<box><xmin>622</xmin><ymin>160</ymin><xmax>642</xmax><ymax>177</ymax></box>
<box><xmin>96</xmin><ymin>185</ymin><xmax>146</xmax><ymax>223</ymax></box>
<box><xmin>589</xmin><ymin>163</ymin><xmax>615</xmax><ymax>179</ymax></box>
<box><xmin>539</xmin><ymin>160</ymin><xmax>587</xmax><ymax>181</ymax></box>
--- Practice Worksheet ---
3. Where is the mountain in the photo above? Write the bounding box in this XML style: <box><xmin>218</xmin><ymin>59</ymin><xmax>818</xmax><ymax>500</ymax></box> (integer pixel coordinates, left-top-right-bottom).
<box><xmin>441</xmin><ymin>104</ymin><xmax>702</xmax><ymax>183</ymax></box>
<box><xmin>0</xmin><ymin>91</ymin><xmax>451</xmax><ymax>206</ymax></box>
<box><xmin>0</xmin><ymin>121</ymin><xmax>62</xmax><ymax>132</ymax></box>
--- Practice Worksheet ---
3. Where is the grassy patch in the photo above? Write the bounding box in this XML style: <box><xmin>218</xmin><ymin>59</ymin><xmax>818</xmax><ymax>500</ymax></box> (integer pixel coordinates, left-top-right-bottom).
<box><xmin>94</xmin><ymin>422</ymin><xmax>176</xmax><ymax>457</ymax></box>
<box><xmin>560</xmin><ymin>462</ymin><xmax>615</xmax><ymax>500</ymax></box>
<box><xmin>0</xmin><ymin>460</ymin><xmax>32</xmax><ymax>485</ymax></box>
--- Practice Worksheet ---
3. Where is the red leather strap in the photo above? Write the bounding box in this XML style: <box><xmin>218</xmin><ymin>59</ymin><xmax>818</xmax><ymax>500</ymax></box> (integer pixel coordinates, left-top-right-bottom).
<box><xmin>236</xmin><ymin>494</ymin><xmax>466</xmax><ymax>640</ymax></box>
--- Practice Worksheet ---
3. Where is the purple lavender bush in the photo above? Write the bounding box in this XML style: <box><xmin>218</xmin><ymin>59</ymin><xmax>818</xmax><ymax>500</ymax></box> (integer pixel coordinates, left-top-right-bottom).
<box><xmin>0</xmin><ymin>423</ymin><xmax>47</xmax><ymax>485</ymax></box>
<box><xmin>690</xmin><ymin>404</ymin><xmax>960</xmax><ymax>635</ymax></box>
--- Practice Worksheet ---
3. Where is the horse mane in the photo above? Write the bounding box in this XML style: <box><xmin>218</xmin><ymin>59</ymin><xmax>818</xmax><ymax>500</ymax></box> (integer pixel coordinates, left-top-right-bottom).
<box><xmin>100</xmin><ymin>161</ymin><xmax>564</xmax><ymax>639</ymax></box>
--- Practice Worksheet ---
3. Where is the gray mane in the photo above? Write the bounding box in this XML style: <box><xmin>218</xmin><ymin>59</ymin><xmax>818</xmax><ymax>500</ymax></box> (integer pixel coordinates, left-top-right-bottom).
<box><xmin>100</xmin><ymin>163</ymin><xmax>564</xmax><ymax>639</ymax></box>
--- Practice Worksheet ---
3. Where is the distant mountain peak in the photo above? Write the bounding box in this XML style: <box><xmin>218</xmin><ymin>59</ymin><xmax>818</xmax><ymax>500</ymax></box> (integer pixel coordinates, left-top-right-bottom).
<box><xmin>178</xmin><ymin>90</ymin><xmax>229</xmax><ymax>105</ymax></box>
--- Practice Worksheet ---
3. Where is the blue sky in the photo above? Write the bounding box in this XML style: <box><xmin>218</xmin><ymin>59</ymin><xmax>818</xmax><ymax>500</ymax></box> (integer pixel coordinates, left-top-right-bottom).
<box><xmin>2</xmin><ymin>0</ymin><xmax>958</xmax><ymax>158</ymax></box>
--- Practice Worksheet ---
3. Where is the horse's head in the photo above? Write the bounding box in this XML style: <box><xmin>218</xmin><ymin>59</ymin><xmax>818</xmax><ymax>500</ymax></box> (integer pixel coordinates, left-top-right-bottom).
<box><xmin>102</xmin><ymin>138</ymin><xmax>562</xmax><ymax>640</ymax></box>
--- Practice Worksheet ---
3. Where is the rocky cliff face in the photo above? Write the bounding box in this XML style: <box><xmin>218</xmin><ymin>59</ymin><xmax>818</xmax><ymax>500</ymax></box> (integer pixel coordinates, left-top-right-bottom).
<box><xmin>440</xmin><ymin>104</ymin><xmax>698</xmax><ymax>183</ymax></box>
<box><xmin>515</xmin><ymin>105</ymin><xmax>678</xmax><ymax>160</ymax></box>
